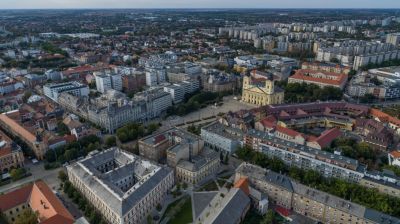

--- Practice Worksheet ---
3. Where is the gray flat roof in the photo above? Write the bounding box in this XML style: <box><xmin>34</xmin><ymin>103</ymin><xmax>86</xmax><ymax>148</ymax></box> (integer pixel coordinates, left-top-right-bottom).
<box><xmin>67</xmin><ymin>148</ymin><xmax>173</xmax><ymax>216</ymax></box>
<box><xmin>247</xmin><ymin>129</ymin><xmax>359</xmax><ymax>169</ymax></box>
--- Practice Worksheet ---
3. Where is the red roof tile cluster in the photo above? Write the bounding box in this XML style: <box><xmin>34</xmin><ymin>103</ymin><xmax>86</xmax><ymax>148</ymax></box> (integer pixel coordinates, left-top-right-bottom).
<box><xmin>0</xmin><ymin>184</ymin><xmax>32</xmax><ymax>211</ymax></box>
<box><xmin>0</xmin><ymin>180</ymin><xmax>74</xmax><ymax>224</ymax></box>
<box><xmin>234</xmin><ymin>177</ymin><xmax>250</xmax><ymax>196</ymax></box>
<box><xmin>370</xmin><ymin>108</ymin><xmax>400</xmax><ymax>127</ymax></box>
<box><xmin>0</xmin><ymin>112</ymin><xmax>37</xmax><ymax>142</ymax></box>
<box><xmin>275</xmin><ymin>205</ymin><xmax>291</xmax><ymax>217</ymax></box>
<box><xmin>276</xmin><ymin>125</ymin><xmax>303</xmax><ymax>138</ymax></box>
<box><xmin>290</xmin><ymin>69</ymin><xmax>348</xmax><ymax>86</ymax></box>
<box><xmin>154</xmin><ymin>134</ymin><xmax>166</xmax><ymax>144</ymax></box>
<box><xmin>390</xmin><ymin>151</ymin><xmax>400</xmax><ymax>159</ymax></box>
<box><xmin>311</xmin><ymin>128</ymin><xmax>342</xmax><ymax>149</ymax></box>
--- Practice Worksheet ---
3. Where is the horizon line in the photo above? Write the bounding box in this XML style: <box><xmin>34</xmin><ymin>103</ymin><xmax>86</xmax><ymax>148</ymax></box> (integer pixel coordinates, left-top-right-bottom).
<box><xmin>0</xmin><ymin>7</ymin><xmax>400</xmax><ymax>10</ymax></box>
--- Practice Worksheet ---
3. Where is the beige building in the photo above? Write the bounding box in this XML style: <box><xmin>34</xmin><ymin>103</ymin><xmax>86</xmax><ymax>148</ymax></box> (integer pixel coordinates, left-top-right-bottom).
<box><xmin>235</xmin><ymin>163</ymin><xmax>400</xmax><ymax>224</ymax></box>
<box><xmin>241</xmin><ymin>71</ymin><xmax>284</xmax><ymax>106</ymax></box>
<box><xmin>0</xmin><ymin>112</ymin><xmax>47</xmax><ymax>160</ymax></box>
<box><xmin>301</xmin><ymin>62</ymin><xmax>351</xmax><ymax>75</ymax></box>
<box><xmin>67</xmin><ymin>148</ymin><xmax>174</xmax><ymax>224</ymax></box>
<box><xmin>288</xmin><ymin>69</ymin><xmax>348</xmax><ymax>90</ymax></box>
<box><xmin>0</xmin><ymin>180</ymin><xmax>74</xmax><ymax>224</ymax></box>
<box><xmin>359</xmin><ymin>177</ymin><xmax>400</xmax><ymax>199</ymax></box>
<box><xmin>138</xmin><ymin>131</ymin><xmax>171</xmax><ymax>163</ymax></box>
<box><xmin>140</xmin><ymin>127</ymin><xmax>220</xmax><ymax>184</ymax></box>
<box><xmin>175</xmin><ymin>149</ymin><xmax>220</xmax><ymax>184</ymax></box>
<box><xmin>0</xmin><ymin>129</ymin><xmax>24</xmax><ymax>173</ymax></box>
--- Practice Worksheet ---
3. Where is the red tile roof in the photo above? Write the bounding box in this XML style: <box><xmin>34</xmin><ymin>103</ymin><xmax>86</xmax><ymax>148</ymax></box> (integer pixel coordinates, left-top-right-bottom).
<box><xmin>312</xmin><ymin>128</ymin><xmax>342</xmax><ymax>148</ymax></box>
<box><xmin>290</xmin><ymin>69</ymin><xmax>347</xmax><ymax>86</ymax></box>
<box><xmin>0</xmin><ymin>184</ymin><xmax>32</xmax><ymax>211</ymax></box>
<box><xmin>0</xmin><ymin>112</ymin><xmax>37</xmax><ymax>142</ymax></box>
<box><xmin>370</xmin><ymin>108</ymin><xmax>400</xmax><ymax>127</ymax></box>
<box><xmin>0</xmin><ymin>181</ymin><xmax>74</xmax><ymax>224</ymax></box>
<box><xmin>154</xmin><ymin>134</ymin><xmax>166</xmax><ymax>144</ymax></box>
<box><xmin>259</xmin><ymin>118</ymin><xmax>276</xmax><ymax>129</ymax></box>
<box><xmin>40</xmin><ymin>214</ymin><xmax>74</xmax><ymax>224</ymax></box>
<box><xmin>390</xmin><ymin>151</ymin><xmax>400</xmax><ymax>159</ymax></box>
<box><xmin>32</xmin><ymin>180</ymin><xmax>74</xmax><ymax>223</ymax></box>
<box><xmin>234</xmin><ymin>177</ymin><xmax>250</xmax><ymax>196</ymax></box>
<box><xmin>275</xmin><ymin>205</ymin><xmax>291</xmax><ymax>217</ymax></box>
<box><xmin>276</xmin><ymin>125</ymin><xmax>302</xmax><ymax>138</ymax></box>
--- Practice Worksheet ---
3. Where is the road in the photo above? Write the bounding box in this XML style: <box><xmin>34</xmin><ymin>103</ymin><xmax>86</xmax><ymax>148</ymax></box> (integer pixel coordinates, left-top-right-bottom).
<box><xmin>0</xmin><ymin>160</ymin><xmax>83</xmax><ymax>219</ymax></box>
<box><xmin>0</xmin><ymin>161</ymin><xmax>62</xmax><ymax>194</ymax></box>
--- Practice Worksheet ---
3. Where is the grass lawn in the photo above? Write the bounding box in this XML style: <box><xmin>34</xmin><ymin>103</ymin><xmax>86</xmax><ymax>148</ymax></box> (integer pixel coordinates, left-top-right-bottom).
<box><xmin>217</xmin><ymin>179</ymin><xmax>227</xmax><ymax>187</ymax></box>
<box><xmin>167</xmin><ymin>197</ymin><xmax>193</xmax><ymax>224</ymax></box>
<box><xmin>199</xmin><ymin>181</ymin><xmax>219</xmax><ymax>191</ymax></box>
<box><xmin>242</xmin><ymin>209</ymin><xmax>264</xmax><ymax>224</ymax></box>
<box><xmin>161</xmin><ymin>197</ymin><xmax>186</xmax><ymax>221</ymax></box>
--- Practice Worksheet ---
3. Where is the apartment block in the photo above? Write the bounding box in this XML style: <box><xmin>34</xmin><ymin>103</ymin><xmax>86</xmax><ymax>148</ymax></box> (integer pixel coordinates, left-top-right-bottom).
<box><xmin>43</xmin><ymin>81</ymin><xmax>89</xmax><ymax>102</ymax></box>
<box><xmin>235</xmin><ymin>163</ymin><xmax>400</xmax><ymax>224</ymax></box>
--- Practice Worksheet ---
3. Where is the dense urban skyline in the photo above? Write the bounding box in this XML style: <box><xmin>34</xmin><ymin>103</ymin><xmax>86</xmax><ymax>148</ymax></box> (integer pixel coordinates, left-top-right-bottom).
<box><xmin>1</xmin><ymin>6</ymin><xmax>400</xmax><ymax>224</ymax></box>
<box><xmin>1</xmin><ymin>0</ymin><xmax>400</xmax><ymax>9</ymax></box>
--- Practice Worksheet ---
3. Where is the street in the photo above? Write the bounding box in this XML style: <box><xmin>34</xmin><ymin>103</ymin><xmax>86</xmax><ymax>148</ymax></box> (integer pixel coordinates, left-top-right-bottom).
<box><xmin>0</xmin><ymin>160</ymin><xmax>62</xmax><ymax>194</ymax></box>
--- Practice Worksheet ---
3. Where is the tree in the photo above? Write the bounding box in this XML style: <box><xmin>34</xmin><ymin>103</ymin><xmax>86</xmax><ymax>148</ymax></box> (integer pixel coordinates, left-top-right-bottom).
<box><xmin>58</xmin><ymin>170</ymin><xmax>68</xmax><ymax>182</ymax></box>
<box><xmin>14</xmin><ymin>210</ymin><xmax>38</xmax><ymax>224</ymax></box>
<box><xmin>116</xmin><ymin>123</ymin><xmax>145</xmax><ymax>143</ymax></box>
<box><xmin>147</xmin><ymin>123</ymin><xmax>159</xmax><ymax>134</ymax></box>
<box><xmin>85</xmin><ymin>143</ymin><xmax>98</xmax><ymax>154</ymax></box>
<box><xmin>78</xmin><ymin>197</ymin><xmax>87</xmax><ymax>210</ymax></box>
<box><xmin>10</xmin><ymin>168</ymin><xmax>26</xmax><ymax>181</ymax></box>
<box><xmin>147</xmin><ymin>215</ymin><xmax>153</xmax><ymax>224</ymax></box>
<box><xmin>360</xmin><ymin>93</ymin><xmax>376</xmax><ymax>103</ymax></box>
<box><xmin>22</xmin><ymin>91</ymin><xmax>32</xmax><ymax>103</ymax></box>
<box><xmin>64</xmin><ymin>149</ymin><xmax>77</xmax><ymax>162</ymax></box>
<box><xmin>261</xmin><ymin>210</ymin><xmax>277</xmax><ymax>224</ymax></box>
<box><xmin>370</xmin><ymin>77</ymin><xmax>382</xmax><ymax>85</ymax></box>
<box><xmin>348</xmin><ymin>70</ymin><xmax>357</xmax><ymax>80</ymax></box>
<box><xmin>57</xmin><ymin>122</ymin><xmax>70</xmax><ymax>136</ymax></box>
<box><xmin>105</xmin><ymin>136</ymin><xmax>117</xmax><ymax>147</ymax></box>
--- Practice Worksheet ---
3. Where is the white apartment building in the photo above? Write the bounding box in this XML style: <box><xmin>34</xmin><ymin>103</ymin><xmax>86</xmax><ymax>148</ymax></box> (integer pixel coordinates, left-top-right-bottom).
<box><xmin>43</xmin><ymin>81</ymin><xmax>89</xmax><ymax>102</ymax></box>
<box><xmin>163</xmin><ymin>84</ymin><xmax>185</xmax><ymax>104</ymax></box>
<box><xmin>134</xmin><ymin>89</ymin><xmax>172</xmax><ymax>119</ymax></box>
<box><xmin>387</xmin><ymin>33</ymin><xmax>400</xmax><ymax>46</ymax></box>
<box><xmin>95</xmin><ymin>73</ymin><xmax>123</xmax><ymax>93</ymax></box>
<box><xmin>145</xmin><ymin>67</ymin><xmax>166</xmax><ymax>86</ymax></box>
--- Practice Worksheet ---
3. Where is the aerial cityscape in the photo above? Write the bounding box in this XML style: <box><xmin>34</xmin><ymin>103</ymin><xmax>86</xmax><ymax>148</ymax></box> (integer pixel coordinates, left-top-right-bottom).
<box><xmin>1</xmin><ymin>2</ymin><xmax>400</xmax><ymax>224</ymax></box>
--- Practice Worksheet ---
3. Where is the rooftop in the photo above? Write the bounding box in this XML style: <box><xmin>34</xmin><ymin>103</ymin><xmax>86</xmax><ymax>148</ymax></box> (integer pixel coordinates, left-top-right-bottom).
<box><xmin>236</xmin><ymin>163</ymin><xmax>400</xmax><ymax>224</ymax></box>
<box><xmin>247</xmin><ymin>129</ymin><xmax>359</xmax><ymax>169</ymax></box>
<box><xmin>0</xmin><ymin>180</ymin><xmax>74</xmax><ymax>224</ymax></box>
<box><xmin>67</xmin><ymin>147</ymin><xmax>173</xmax><ymax>216</ymax></box>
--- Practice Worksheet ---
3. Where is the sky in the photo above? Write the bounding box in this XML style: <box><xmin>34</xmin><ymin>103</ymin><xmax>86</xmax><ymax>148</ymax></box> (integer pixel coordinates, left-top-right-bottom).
<box><xmin>0</xmin><ymin>0</ymin><xmax>400</xmax><ymax>9</ymax></box>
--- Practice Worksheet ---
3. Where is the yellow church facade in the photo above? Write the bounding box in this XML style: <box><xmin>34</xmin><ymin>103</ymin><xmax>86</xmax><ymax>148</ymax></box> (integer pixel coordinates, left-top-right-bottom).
<box><xmin>241</xmin><ymin>74</ymin><xmax>284</xmax><ymax>106</ymax></box>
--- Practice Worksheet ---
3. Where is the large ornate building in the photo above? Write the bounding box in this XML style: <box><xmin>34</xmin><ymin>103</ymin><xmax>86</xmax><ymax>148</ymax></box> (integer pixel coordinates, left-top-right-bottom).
<box><xmin>241</xmin><ymin>71</ymin><xmax>284</xmax><ymax>106</ymax></box>
<box><xmin>139</xmin><ymin>127</ymin><xmax>220</xmax><ymax>184</ymax></box>
<box><xmin>67</xmin><ymin>148</ymin><xmax>174</xmax><ymax>224</ymax></box>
